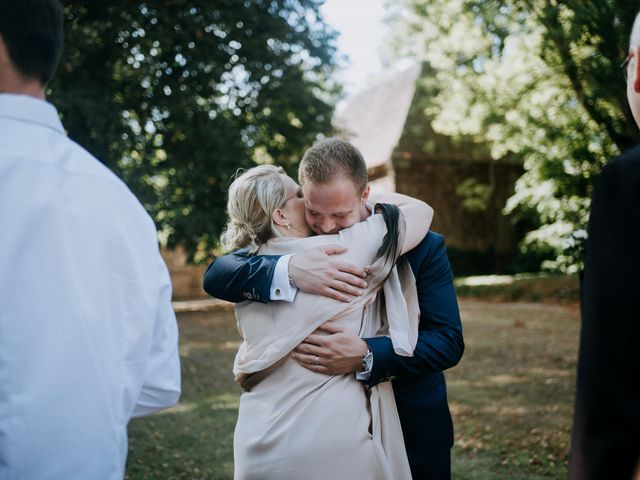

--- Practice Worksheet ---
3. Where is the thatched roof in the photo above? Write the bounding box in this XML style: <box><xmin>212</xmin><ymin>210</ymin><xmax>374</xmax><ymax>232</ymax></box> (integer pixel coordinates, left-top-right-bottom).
<box><xmin>333</xmin><ymin>63</ymin><xmax>421</xmax><ymax>174</ymax></box>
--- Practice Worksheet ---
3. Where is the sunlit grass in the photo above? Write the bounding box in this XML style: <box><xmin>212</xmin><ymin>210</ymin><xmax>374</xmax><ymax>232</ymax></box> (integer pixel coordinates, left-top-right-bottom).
<box><xmin>457</xmin><ymin>275</ymin><xmax>515</xmax><ymax>286</ymax></box>
<box><xmin>448</xmin><ymin>301</ymin><xmax>579</xmax><ymax>479</ymax></box>
<box><xmin>455</xmin><ymin>273</ymin><xmax>579</xmax><ymax>304</ymax></box>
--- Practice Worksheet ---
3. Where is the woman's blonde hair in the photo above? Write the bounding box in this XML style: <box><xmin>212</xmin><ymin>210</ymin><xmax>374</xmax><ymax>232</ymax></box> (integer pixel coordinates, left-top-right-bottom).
<box><xmin>221</xmin><ymin>165</ymin><xmax>290</xmax><ymax>254</ymax></box>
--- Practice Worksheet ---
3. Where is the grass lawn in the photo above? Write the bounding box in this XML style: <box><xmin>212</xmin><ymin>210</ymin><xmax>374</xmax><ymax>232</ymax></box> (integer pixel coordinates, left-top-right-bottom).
<box><xmin>454</xmin><ymin>273</ymin><xmax>579</xmax><ymax>304</ymax></box>
<box><xmin>448</xmin><ymin>301</ymin><xmax>579</xmax><ymax>479</ymax></box>
<box><xmin>125</xmin><ymin>300</ymin><xmax>580</xmax><ymax>479</ymax></box>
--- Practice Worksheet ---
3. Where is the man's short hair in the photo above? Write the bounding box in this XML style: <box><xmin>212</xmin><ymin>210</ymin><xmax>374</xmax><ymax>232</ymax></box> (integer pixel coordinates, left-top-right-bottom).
<box><xmin>0</xmin><ymin>0</ymin><xmax>64</xmax><ymax>85</ymax></box>
<box><xmin>298</xmin><ymin>137</ymin><xmax>368</xmax><ymax>193</ymax></box>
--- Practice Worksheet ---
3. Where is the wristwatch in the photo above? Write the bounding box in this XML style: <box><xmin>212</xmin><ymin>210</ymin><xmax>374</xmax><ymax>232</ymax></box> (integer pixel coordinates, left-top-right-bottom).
<box><xmin>361</xmin><ymin>348</ymin><xmax>373</xmax><ymax>372</ymax></box>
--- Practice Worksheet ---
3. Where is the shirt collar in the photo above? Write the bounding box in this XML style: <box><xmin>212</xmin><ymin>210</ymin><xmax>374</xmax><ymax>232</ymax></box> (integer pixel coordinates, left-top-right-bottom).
<box><xmin>0</xmin><ymin>93</ymin><xmax>64</xmax><ymax>134</ymax></box>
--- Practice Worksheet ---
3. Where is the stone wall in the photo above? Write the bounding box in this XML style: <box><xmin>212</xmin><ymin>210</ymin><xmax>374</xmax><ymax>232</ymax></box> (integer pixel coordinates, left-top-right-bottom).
<box><xmin>393</xmin><ymin>154</ymin><xmax>524</xmax><ymax>274</ymax></box>
<box><xmin>161</xmin><ymin>247</ymin><xmax>209</xmax><ymax>300</ymax></box>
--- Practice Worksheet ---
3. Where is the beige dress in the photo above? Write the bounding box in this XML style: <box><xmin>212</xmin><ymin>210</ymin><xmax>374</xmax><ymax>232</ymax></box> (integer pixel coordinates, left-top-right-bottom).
<box><xmin>233</xmin><ymin>213</ymin><xmax>420</xmax><ymax>480</ymax></box>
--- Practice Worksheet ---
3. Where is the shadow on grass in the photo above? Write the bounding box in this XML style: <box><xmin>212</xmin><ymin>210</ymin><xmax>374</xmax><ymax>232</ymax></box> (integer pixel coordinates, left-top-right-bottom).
<box><xmin>126</xmin><ymin>310</ymin><xmax>242</xmax><ymax>480</ymax></box>
<box><xmin>448</xmin><ymin>301</ymin><xmax>579</xmax><ymax>479</ymax></box>
<box><xmin>126</xmin><ymin>301</ymin><xmax>580</xmax><ymax>479</ymax></box>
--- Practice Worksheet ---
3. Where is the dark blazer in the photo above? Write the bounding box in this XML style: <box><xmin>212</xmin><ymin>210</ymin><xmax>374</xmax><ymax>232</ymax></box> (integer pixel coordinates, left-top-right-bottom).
<box><xmin>204</xmin><ymin>231</ymin><xmax>465</xmax><ymax>466</ymax></box>
<box><xmin>570</xmin><ymin>147</ymin><xmax>640</xmax><ymax>479</ymax></box>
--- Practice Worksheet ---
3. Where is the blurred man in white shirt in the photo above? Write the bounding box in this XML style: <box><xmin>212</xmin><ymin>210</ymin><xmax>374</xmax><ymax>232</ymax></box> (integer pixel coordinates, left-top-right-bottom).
<box><xmin>0</xmin><ymin>1</ymin><xmax>181</xmax><ymax>478</ymax></box>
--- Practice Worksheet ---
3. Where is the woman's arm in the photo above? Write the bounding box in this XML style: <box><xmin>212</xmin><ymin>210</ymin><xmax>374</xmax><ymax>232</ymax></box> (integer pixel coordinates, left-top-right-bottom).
<box><xmin>370</xmin><ymin>192</ymin><xmax>433</xmax><ymax>255</ymax></box>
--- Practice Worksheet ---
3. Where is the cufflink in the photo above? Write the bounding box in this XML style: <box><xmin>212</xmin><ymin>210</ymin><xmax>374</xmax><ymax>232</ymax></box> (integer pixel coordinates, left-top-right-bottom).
<box><xmin>243</xmin><ymin>289</ymin><xmax>260</xmax><ymax>300</ymax></box>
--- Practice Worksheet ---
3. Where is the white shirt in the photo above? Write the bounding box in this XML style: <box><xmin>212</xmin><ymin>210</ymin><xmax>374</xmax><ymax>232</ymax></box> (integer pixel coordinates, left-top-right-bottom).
<box><xmin>0</xmin><ymin>94</ymin><xmax>181</xmax><ymax>479</ymax></box>
<box><xmin>270</xmin><ymin>254</ymin><xmax>296</xmax><ymax>301</ymax></box>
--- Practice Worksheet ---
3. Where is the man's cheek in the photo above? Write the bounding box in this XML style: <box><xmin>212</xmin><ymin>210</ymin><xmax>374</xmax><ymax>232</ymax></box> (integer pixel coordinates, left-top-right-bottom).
<box><xmin>341</xmin><ymin>215</ymin><xmax>359</xmax><ymax>229</ymax></box>
<box><xmin>306</xmin><ymin>217</ymin><xmax>323</xmax><ymax>235</ymax></box>
<box><xmin>305</xmin><ymin>213</ymin><xmax>314</xmax><ymax>226</ymax></box>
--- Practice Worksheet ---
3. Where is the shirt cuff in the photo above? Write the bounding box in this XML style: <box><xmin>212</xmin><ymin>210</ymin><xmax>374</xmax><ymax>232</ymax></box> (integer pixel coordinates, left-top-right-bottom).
<box><xmin>356</xmin><ymin>350</ymin><xmax>373</xmax><ymax>381</ymax></box>
<box><xmin>270</xmin><ymin>254</ymin><xmax>298</xmax><ymax>302</ymax></box>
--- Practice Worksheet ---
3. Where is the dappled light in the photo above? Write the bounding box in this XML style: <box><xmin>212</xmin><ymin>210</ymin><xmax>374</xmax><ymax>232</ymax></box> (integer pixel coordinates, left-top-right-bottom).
<box><xmin>388</xmin><ymin>0</ymin><xmax>639</xmax><ymax>273</ymax></box>
<box><xmin>124</xmin><ymin>298</ymin><xmax>579</xmax><ymax>479</ymax></box>
<box><xmin>458</xmin><ymin>275</ymin><xmax>515</xmax><ymax>287</ymax></box>
<box><xmin>50</xmin><ymin>1</ymin><xmax>340</xmax><ymax>261</ymax></box>
<box><xmin>447</xmin><ymin>300</ymin><xmax>579</xmax><ymax>477</ymax></box>
<box><xmin>17</xmin><ymin>1</ymin><xmax>635</xmax><ymax>478</ymax></box>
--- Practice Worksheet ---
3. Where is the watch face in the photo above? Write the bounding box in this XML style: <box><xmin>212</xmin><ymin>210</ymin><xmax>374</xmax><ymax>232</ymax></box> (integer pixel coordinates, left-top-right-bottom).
<box><xmin>363</xmin><ymin>351</ymin><xmax>373</xmax><ymax>371</ymax></box>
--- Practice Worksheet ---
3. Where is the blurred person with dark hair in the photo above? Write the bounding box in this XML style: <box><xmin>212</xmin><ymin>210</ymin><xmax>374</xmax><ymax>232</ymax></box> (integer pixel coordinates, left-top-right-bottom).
<box><xmin>0</xmin><ymin>1</ymin><xmax>181</xmax><ymax>478</ymax></box>
<box><xmin>569</xmin><ymin>10</ymin><xmax>640</xmax><ymax>480</ymax></box>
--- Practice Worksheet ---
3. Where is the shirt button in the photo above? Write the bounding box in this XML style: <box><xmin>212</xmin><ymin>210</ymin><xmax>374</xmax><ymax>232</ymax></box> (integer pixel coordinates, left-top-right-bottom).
<box><xmin>275</xmin><ymin>288</ymin><xmax>281</xmax><ymax>296</ymax></box>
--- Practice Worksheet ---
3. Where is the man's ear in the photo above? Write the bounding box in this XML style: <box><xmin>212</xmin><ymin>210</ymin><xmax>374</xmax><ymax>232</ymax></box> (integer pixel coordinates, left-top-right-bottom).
<box><xmin>634</xmin><ymin>47</ymin><xmax>640</xmax><ymax>93</ymax></box>
<box><xmin>360</xmin><ymin>184</ymin><xmax>371</xmax><ymax>203</ymax></box>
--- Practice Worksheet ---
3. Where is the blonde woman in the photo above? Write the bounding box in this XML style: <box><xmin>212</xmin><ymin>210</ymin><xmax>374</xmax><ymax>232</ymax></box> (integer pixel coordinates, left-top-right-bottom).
<box><xmin>222</xmin><ymin>165</ymin><xmax>432</xmax><ymax>480</ymax></box>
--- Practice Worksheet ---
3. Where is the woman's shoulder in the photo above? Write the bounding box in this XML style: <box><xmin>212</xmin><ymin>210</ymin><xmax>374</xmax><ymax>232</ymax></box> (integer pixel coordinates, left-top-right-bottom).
<box><xmin>338</xmin><ymin>212</ymin><xmax>386</xmax><ymax>241</ymax></box>
<box><xmin>258</xmin><ymin>233</ymin><xmax>339</xmax><ymax>255</ymax></box>
<box><xmin>257</xmin><ymin>214</ymin><xmax>387</xmax><ymax>256</ymax></box>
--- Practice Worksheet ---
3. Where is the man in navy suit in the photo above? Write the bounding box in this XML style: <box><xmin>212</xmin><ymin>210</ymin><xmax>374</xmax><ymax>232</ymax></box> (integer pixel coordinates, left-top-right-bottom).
<box><xmin>205</xmin><ymin>138</ymin><xmax>464</xmax><ymax>479</ymax></box>
<box><xmin>569</xmin><ymin>12</ymin><xmax>640</xmax><ymax>479</ymax></box>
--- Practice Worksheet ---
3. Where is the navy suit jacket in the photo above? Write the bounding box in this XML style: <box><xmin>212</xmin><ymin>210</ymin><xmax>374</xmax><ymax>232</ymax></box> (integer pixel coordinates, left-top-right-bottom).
<box><xmin>203</xmin><ymin>231</ymin><xmax>464</xmax><ymax>465</ymax></box>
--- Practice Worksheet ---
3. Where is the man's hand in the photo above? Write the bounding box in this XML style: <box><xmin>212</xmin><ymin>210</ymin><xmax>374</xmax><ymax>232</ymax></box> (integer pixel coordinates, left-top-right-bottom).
<box><xmin>292</xmin><ymin>322</ymin><xmax>368</xmax><ymax>375</ymax></box>
<box><xmin>289</xmin><ymin>246</ymin><xmax>367</xmax><ymax>302</ymax></box>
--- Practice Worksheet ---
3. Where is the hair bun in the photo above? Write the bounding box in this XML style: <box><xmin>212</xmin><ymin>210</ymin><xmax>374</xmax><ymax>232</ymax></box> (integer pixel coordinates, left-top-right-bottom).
<box><xmin>220</xmin><ymin>164</ymin><xmax>289</xmax><ymax>254</ymax></box>
<box><xmin>221</xmin><ymin>221</ymin><xmax>260</xmax><ymax>254</ymax></box>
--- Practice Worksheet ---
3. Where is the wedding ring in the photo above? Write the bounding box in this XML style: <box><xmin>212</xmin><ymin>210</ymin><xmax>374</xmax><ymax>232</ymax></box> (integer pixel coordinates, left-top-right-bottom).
<box><xmin>314</xmin><ymin>355</ymin><xmax>319</xmax><ymax>365</ymax></box>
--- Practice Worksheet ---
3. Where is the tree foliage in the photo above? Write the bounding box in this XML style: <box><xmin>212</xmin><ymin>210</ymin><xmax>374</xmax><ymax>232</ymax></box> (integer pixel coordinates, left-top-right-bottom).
<box><xmin>387</xmin><ymin>0</ymin><xmax>640</xmax><ymax>271</ymax></box>
<box><xmin>49</xmin><ymin>0</ymin><xmax>338</xmax><ymax>260</ymax></box>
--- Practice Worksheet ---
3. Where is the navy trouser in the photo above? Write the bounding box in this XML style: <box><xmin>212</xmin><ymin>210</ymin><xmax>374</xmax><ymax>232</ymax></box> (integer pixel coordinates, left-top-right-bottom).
<box><xmin>410</xmin><ymin>449</ymin><xmax>451</xmax><ymax>480</ymax></box>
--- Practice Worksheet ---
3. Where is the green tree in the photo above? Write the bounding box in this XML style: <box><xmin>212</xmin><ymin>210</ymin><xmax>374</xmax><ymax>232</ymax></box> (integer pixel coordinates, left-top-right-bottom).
<box><xmin>387</xmin><ymin>0</ymin><xmax>639</xmax><ymax>272</ymax></box>
<box><xmin>49</xmin><ymin>0</ymin><xmax>338</xmax><ymax>260</ymax></box>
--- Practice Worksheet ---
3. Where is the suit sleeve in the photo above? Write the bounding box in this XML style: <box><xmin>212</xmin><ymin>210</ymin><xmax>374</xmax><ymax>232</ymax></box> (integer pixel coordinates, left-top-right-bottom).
<box><xmin>202</xmin><ymin>248</ymin><xmax>282</xmax><ymax>304</ymax></box>
<box><xmin>364</xmin><ymin>234</ymin><xmax>464</xmax><ymax>386</ymax></box>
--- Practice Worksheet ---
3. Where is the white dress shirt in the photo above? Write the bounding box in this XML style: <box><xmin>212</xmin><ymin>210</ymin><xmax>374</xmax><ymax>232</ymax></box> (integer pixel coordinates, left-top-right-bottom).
<box><xmin>269</xmin><ymin>253</ymin><xmax>296</xmax><ymax>301</ymax></box>
<box><xmin>0</xmin><ymin>94</ymin><xmax>181</xmax><ymax>479</ymax></box>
